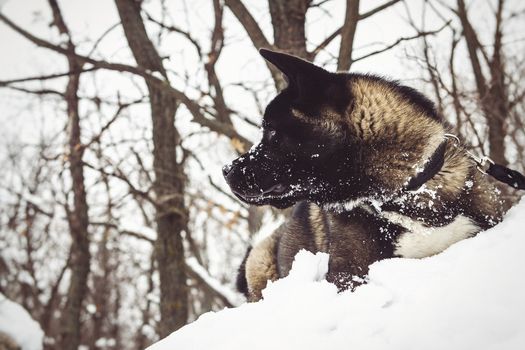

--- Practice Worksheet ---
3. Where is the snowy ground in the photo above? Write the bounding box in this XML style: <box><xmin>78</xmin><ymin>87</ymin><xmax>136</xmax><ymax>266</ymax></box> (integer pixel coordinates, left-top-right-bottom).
<box><xmin>149</xmin><ymin>198</ymin><xmax>525</xmax><ymax>350</ymax></box>
<box><xmin>0</xmin><ymin>293</ymin><xmax>43</xmax><ymax>350</ymax></box>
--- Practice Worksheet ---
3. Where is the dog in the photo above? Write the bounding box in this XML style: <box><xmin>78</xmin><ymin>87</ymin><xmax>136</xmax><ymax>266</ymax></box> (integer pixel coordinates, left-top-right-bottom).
<box><xmin>223</xmin><ymin>49</ymin><xmax>504</xmax><ymax>301</ymax></box>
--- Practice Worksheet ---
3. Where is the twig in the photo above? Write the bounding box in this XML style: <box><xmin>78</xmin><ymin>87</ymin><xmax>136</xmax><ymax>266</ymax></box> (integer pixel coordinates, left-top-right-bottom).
<box><xmin>0</xmin><ymin>12</ymin><xmax>251</xmax><ymax>148</ymax></box>
<box><xmin>310</xmin><ymin>0</ymin><xmax>403</xmax><ymax>58</ymax></box>
<box><xmin>353</xmin><ymin>21</ymin><xmax>450</xmax><ymax>62</ymax></box>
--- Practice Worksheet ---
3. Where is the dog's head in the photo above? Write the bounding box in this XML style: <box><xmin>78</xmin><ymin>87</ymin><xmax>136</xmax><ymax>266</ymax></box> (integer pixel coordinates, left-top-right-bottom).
<box><xmin>223</xmin><ymin>49</ymin><xmax>445</xmax><ymax>209</ymax></box>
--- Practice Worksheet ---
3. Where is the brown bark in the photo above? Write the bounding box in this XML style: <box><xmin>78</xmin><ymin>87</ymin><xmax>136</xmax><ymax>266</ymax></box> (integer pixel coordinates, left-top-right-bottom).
<box><xmin>337</xmin><ymin>0</ymin><xmax>360</xmax><ymax>71</ymax></box>
<box><xmin>226</xmin><ymin>0</ymin><xmax>404</xmax><ymax>88</ymax></box>
<box><xmin>60</xmin><ymin>49</ymin><xmax>91</xmax><ymax>350</ymax></box>
<box><xmin>135</xmin><ymin>254</ymin><xmax>156</xmax><ymax>349</ymax></box>
<box><xmin>224</xmin><ymin>0</ymin><xmax>285</xmax><ymax>88</ymax></box>
<box><xmin>268</xmin><ymin>0</ymin><xmax>309</xmax><ymax>58</ymax></box>
<box><xmin>485</xmin><ymin>0</ymin><xmax>508</xmax><ymax>165</ymax></box>
<box><xmin>226</xmin><ymin>0</ymin><xmax>311</xmax><ymax>90</ymax></box>
<box><xmin>46</xmin><ymin>1</ymin><xmax>92</xmax><ymax>349</ymax></box>
<box><xmin>449</xmin><ymin>35</ymin><xmax>463</xmax><ymax>134</ymax></box>
<box><xmin>205</xmin><ymin>0</ymin><xmax>231</xmax><ymax>125</ymax></box>
<box><xmin>41</xmin><ymin>255</ymin><xmax>69</xmax><ymax>348</ymax></box>
<box><xmin>90</xmin><ymin>232</ymin><xmax>110</xmax><ymax>349</ymax></box>
<box><xmin>456</xmin><ymin>0</ymin><xmax>508</xmax><ymax>165</ymax></box>
<box><xmin>115</xmin><ymin>0</ymin><xmax>189</xmax><ymax>336</ymax></box>
<box><xmin>457</xmin><ymin>0</ymin><xmax>487</xmax><ymax>97</ymax></box>
<box><xmin>224</xmin><ymin>0</ymin><xmax>273</xmax><ymax>50</ymax></box>
<box><xmin>110</xmin><ymin>283</ymin><xmax>122</xmax><ymax>349</ymax></box>
<box><xmin>21</xmin><ymin>199</ymin><xmax>43</xmax><ymax>316</ymax></box>
<box><xmin>90</xmin><ymin>161</ymin><xmax>113</xmax><ymax>349</ymax></box>
<box><xmin>421</xmin><ymin>36</ymin><xmax>444</xmax><ymax>116</ymax></box>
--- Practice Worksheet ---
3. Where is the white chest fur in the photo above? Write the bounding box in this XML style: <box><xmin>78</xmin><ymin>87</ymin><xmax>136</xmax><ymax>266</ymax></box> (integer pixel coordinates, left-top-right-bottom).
<box><xmin>381</xmin><ymin>212</ymin><xmax>480</xmax><ymax>258</ymax></box>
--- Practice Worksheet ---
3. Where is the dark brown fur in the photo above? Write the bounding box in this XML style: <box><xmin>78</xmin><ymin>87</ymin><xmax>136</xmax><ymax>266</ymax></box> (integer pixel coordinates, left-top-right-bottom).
<box><xmin>226</xmin><ymin>50</ymin><xmax>504</xmax><ymax>301</ymax></box>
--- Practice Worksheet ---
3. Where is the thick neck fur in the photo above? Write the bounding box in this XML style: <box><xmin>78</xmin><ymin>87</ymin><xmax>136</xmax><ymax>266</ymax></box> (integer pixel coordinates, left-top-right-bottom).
<box><xmin>346</xmin><ymin>76</ymin><xmax>445</xmax><ymax>190</ymax></box>
<box><xmin>323</xmin><ymin>76</ymin><xmax>504</xmax><ymax>229</ymax></box>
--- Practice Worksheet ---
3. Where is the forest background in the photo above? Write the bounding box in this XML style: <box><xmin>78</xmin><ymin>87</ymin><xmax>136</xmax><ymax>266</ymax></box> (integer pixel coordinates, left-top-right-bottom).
<box><xmin>0</xmin><ymin>0</ymin><xmax>524</xmax><ymax>349</ymax></box>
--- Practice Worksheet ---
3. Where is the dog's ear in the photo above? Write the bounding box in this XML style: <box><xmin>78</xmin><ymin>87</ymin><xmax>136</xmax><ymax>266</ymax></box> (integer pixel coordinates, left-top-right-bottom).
<box><xmin>259</xmin><ymin>48</ymin><xmax>330</xmax><ymax>95</ymax></box>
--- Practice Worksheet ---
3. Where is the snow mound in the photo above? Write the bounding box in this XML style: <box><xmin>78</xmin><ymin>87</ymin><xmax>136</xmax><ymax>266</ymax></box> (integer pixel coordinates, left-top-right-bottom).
<box><xmin>0</xmin><ymin>294</ymin><xmax>44</xmax><ymax>350</ymax></box>
<box><xmin>149</xmin><ymin>198</ymin><xmax>525</xmax><ymax>350</ymax></box>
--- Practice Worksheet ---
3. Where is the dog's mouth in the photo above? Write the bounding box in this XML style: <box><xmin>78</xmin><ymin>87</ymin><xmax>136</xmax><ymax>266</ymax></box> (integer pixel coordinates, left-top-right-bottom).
<box><xmin>233</xmin><ymin>183</ymin><xmax>286</xmax><ymax>199</ymax></box>
<box><xmin>232</xmin><ymin>183</ymin><xmax>304</xmax><ymax>205</ymax></box>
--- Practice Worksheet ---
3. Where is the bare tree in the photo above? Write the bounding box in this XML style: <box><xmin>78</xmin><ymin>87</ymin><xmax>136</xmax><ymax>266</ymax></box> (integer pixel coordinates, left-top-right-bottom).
<box><xmin>45</xmin><ymin>1</ymin><xmax>92</xmax><ymax>349</ymax></box>
<box><xmin>408</xmin><ymin>0</ymin><xmax>524</xmax><ymax>182</ymax></box>
<box><xmin>115</xmin><ymin>0</ymin><xmax>189</xmax><ymax>336</ymax></box>
<box><xmin>457</xmin><ymin>0</ymin><xmax>510</xmax><ymax>165</ymax></box>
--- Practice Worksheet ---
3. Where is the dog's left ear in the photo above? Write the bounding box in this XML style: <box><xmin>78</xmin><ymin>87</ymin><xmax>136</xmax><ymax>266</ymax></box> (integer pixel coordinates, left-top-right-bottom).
<box><xmin>260</xmin><ymin>48</ymin><xmax>331</xmax><ymax>96</ymax></box>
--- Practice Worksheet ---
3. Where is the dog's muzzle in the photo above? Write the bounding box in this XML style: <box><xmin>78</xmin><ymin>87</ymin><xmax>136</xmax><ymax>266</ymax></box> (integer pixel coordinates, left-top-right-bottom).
<box><xmin>222</xmin><ymin>158</ymin><xmax>288</xmax><ymax>202</ymax></box>
<box><xmin>222</xmin><ymin>163</ymin><xmax>233</xmax><ymax>177</ymax></box>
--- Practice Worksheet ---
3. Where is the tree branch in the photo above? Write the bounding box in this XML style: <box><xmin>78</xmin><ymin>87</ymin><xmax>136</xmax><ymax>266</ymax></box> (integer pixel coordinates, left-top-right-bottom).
<box><xmin>310</xmin><ymin>0</ymin><xmax>402</xmax><ymax>59</ymax></box>
<box><xmin>0</xmin><ymin>68</ymin><xmax>97</xmax><ymax>86</ymax></box>
<box><xmin>224</xmin><ymin>0</ymin><xmax>273</xmax><ymax>50</ymax></box>
<box><xmin>353</xmin><ymin>22</ymin><xmax>449</xmax><ymax>63</ymax></box>
<box><xmin>224</xmin><ymin>0</ymin><xmax>286</xmax><ymax>89</ymax></box>
<box><xmin>144</xmin><ymin>12</ymin><xmax>203</xmax><ymax>58</ymax></box>
<box><xmin>0</xmin><ymin>12</ymin><xmax>251</xmax><ymax>149</ymax></box>
<box><xmin>359</xmin><ymin>0</ymin><xmax>402</xmax><ymax>20</ymax></box>
<box><xmin>337</xmin><ymin>0</ymin><xmax>360</xmax><ymax>71</ymax></box>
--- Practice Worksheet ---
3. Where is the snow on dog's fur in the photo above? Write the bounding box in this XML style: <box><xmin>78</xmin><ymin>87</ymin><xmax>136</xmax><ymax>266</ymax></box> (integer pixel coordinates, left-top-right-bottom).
<box><xmin>223</xmin><ymin>49</ymin><xmax>504</xmax><ymax>301</ymax></box>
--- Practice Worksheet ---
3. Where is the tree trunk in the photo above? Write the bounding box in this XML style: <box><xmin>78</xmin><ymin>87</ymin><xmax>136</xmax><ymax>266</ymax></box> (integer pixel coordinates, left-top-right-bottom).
<box><xmin>337</xmin><ymin>0</ymin><xmax>360</xmax><ymax>71</ymax></box>
<box><xmin>485</xmin><ymin>0</ymin><xmax>508</xmax><ymax>165</ymax></box>
<box><xmin>115</xmin><ymin>0</ymin><xmax>189</xmax><ymax>337</ymax></box>
<box><xmin>48</xmin><ymin>0</ymin><xmax>92</xmax><ymax>348</ymax></box>
<box><xmin>90</xmin><ymin>166</ymin><xmax>113</xmax><ymax>349</ymax></box>
<box><xmin>456</xmin><ymin>0</ymin><xmax>508</xmax><ymax>165</ymax></box>
<box><xmin>60</xmin><ymin>56</ymin><xmax>91</xmax><ymax>350</ymax></box>
<box><xmin>268</xmin><ymin>0</ymin><xmax>309</xmax><ymax>58</ymax></box>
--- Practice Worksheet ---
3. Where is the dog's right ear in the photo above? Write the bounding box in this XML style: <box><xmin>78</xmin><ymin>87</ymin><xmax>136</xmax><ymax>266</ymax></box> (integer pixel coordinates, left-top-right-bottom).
<box><xmin>259</xmin><ymin>48</ymin><xmax>330</xmax><ymax>93</ymax></box>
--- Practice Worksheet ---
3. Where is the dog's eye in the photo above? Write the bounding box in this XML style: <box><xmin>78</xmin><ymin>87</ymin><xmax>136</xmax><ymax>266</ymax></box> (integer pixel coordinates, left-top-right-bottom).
<box><xmin>267</xmin><ymin>129</ymin><xmax>277</xmax><ymax>141</ymax></box>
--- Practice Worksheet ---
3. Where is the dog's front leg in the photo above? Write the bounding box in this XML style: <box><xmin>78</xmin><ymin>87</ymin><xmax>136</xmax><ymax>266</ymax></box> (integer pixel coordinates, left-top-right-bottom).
<box><xmin>325</xmin><ymin>208</ymin><xmax>397</xmax><ymax>291</ymax></box>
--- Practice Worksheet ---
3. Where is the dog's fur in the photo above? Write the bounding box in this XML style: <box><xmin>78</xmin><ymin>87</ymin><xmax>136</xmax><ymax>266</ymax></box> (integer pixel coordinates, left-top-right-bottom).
<box><xmin>223</xmin><ymin>49</ymin><xmax>504</xmax><ymax>301</ymax></box>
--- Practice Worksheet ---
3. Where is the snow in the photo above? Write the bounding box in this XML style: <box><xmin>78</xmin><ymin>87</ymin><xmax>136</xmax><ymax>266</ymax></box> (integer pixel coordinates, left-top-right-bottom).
<box><xmin>144</xmin><ymin>69</ymin><xmax>166</xmax><ymax>81</ymax></box>
<box><xmin>119</xmin><ymin>223</ymin><xmax>157</xmax><ymax>241</ymax></box>
<box><xmin>186</xmin><ymin>257</ymin><xmax>243</xmax><ymax>307</ymax></box>
<box><xmin>18</xmin><ymin>191</ymin><xmax>53</xmax><ymax>216</ymax></box>
<box><xmin>148</xmin><ymin>198</ymin><xmax>525</xmax><ymax>350</ymax></box>
<box><xmin>0</xmin><ymin>293</ymin><xmax>44</xmax><ymax>350</ymax></box>
<box><xmin>95</xmin><ymin>337</ymin><xmax>116</xmax><ymax>348</ymax></box>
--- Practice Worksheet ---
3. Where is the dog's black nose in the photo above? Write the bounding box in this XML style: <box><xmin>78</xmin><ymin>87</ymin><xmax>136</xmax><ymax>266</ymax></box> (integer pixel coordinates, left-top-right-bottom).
<box><xmin>222</xmin><ymin>164</ymin><xmax>233</xmax><ymax>177</ymax></box>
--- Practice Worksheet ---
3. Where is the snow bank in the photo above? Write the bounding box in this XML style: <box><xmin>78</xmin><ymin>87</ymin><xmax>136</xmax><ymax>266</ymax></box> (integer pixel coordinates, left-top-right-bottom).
<box><xmin>149</xmin><ymin>198</ymin><xmax>525</xmax><ymax>350</ymax></box>
<box><xmin>0</xmin><ymin>294</ymin><xmax>44</xmax><ymax>350</ymax></box>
